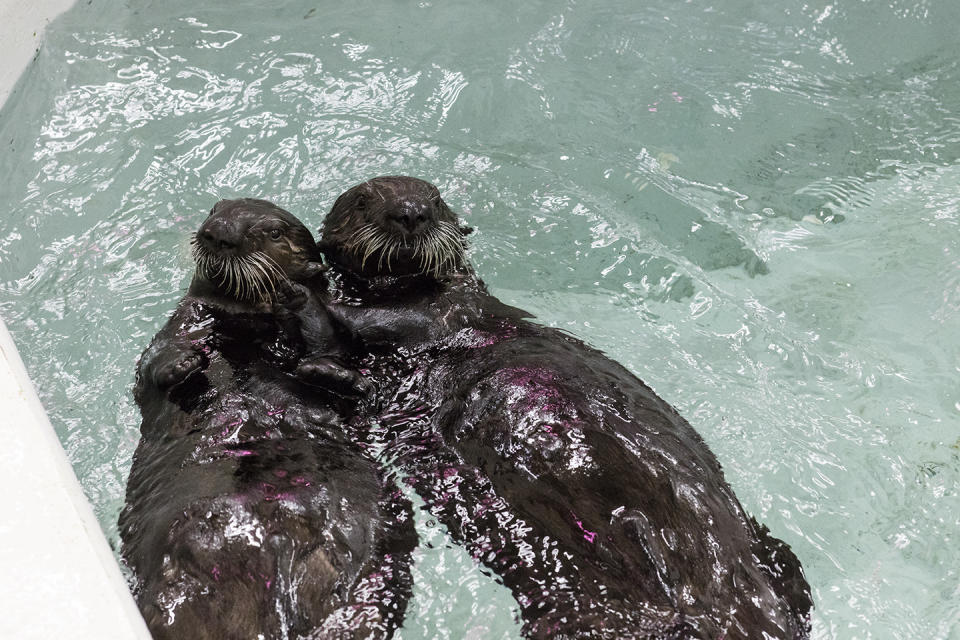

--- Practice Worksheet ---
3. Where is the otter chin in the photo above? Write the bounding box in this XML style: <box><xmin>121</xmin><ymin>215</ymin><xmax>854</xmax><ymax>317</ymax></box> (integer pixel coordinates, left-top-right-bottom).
<box><xmin>319</xmin><ymin>177</ymin><xmax>812</xmax><ymax>639</ymax></box>
<box><xmin>121</xmin><ymin>198</ymin><xmax>415</xmax><ymax>640</ymax></box>
<box><xmin>319</xmin><ymin>176</ymin><xmax>472</xmax><ymax>278</ymax></box>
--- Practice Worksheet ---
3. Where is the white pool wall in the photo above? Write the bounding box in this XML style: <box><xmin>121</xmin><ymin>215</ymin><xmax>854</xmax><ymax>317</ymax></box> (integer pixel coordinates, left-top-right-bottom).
<box><xmin>0</xmin><ymin>0</ymin><xmax>151</xmax><ymax>637</ymax></box>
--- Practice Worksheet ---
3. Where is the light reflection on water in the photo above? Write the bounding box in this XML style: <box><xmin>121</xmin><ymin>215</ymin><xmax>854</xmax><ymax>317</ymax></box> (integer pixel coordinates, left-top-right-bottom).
<box><xmin>1</xmin><ymin>0</ymin><xmax>958</xmax><ymax>637</ymax></box>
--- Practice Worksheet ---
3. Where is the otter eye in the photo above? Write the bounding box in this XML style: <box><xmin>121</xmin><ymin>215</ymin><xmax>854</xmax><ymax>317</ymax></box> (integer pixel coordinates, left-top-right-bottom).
<box><xmin>269</xmin><ymin>228</ymin><xmax>283</xmax><ymax>240</ymax></box>
<box><xmin>355</xmin><ymin>194</ymin><xmax>367</xmax><ymax>210</ymax></box>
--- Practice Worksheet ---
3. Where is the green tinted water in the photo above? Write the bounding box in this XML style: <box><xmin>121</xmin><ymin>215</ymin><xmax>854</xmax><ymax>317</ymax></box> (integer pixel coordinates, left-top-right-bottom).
<box><xmin>1</xmin><ymin>1</ymin><xmax>958</xmax><ymax>637</ymax></box>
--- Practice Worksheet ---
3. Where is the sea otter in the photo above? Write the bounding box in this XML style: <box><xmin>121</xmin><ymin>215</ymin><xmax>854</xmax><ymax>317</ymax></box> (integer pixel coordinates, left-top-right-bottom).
<box><xmin>120</xmin><ymin>198</ymin><xmax>415</xmax><ymax>640</ymax></box>
<box><xmin>317</xmin><ymin>176</ymin><xmax>812</xmax><ymax>639</ymax></box>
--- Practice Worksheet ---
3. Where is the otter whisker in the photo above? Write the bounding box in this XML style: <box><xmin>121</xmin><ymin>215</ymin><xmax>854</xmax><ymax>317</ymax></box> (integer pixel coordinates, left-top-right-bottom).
<box><xmin>235</xmin><ymin>260</ymin><xmax>249</xmax><ymax>301</ymax></box>
<box><xmin>246</xmin><ymin>254</ymin><xmax>277</xmax><ymax>302</ymax></box>
<box><xmin>427</xmin><ymin>227</ymin><xmax>449</xmax><ymax>276</ymax></box>
<box><xmin>341</xmin><ymin>227</ymin><xmax>362</xmax><ymax>253</ymax></box>
<box><xmin>379</xmin><ymin>236</ymin><xmax>400</xmax><ymax>272</ymax></box>
<box><xmin>335</xmin><ymin>213</ymin><xmax>466</xmax><ymax>277</ymax></box>
<box><xmin>415</xmin><ymin>235</ymin><xmax>427</xmax><ymax>272</ymax></box>
<box><xmin>361</xmin><ymin>233</ymin><xmax>389</xmax><ymax>271</ymax></box>
<box><xmin>223</xmin><ymin>259</ymin><xmax>235</xmax><ymax>298</ymax></box>
<box><xmin>425</xmin><ymin>230</ymin><xmax>440</xmax><ymax>276</ymax></box>
<box><xmin>238</xmin><ymin>257</ymin><xmax>262</xmax><ymax>302</ymax></box>
<box><xmin>380</xmin><ymin>241</ymin><xmax>390</xmax><ymax>271</ymax></box>
<box><xmin>248</xmin><ymin>261</ymin><xmax>270</xmax><ymax>303</ymax></box>
<box><xmin>355</xmin><ymin>231</ymin><xmax>382</xmax><ymax>259</ymax></box>
<box><xmin>232</xmin><ymin>259</ymin><xmax>245</xmax><ymax>300</ymax></box>
<box><xmin>253</xmin><ymin>253</ymin><xmax>286</xmax><ymax>303</ymax></box>
<box><xmin>255</xmin><ymin>250</ymin><xmax>287</xmax><ymax>280</ymax></box>
<box><xmin>347</xmin><ymin>224</ymin><xmax>379</xmax><ymax>254</ymax></box>
<box><xmin>250</xmin><ymin>255</ymin><xmax>282</xmax><ymax>288</ymax></box>
<box><xmin>348</xmin><ymin>225</ymin><xmax>378</xmax><ymax>258</ymax></box>
<box><xmin>343</xmin><ymin>225</ymin><xmax>367</xmax><ymax>251</ymax></box>
<box><xmin>387</xmin><ymin>238</ymin><xmax>402</xmax><ymax>272</ymax></box>
<box><xmin>435</xmin><ymin>222</ymin><xmax>464</xmax><ymax>274</ymax></box>
<box><xmin>360</xmin><ymin>233</ymin><xmax>381</xmax><ymax>262</ymax></box>
<box><xmin>230</xmin><ymin>258</ymin><xmax>248</xmax><ymax>300</ymax></box>
<box><xmin>421</xmin><ymin>235</ymin><xmax>434</xmax><ymax>274</ymax></box>
<box><xmin>328</xmin><ymin>216</ymin><xmax>354</xmax><ymax>236</ymax></box>
<box><xmin>204</xmin><ymin>253</ymin><xmax>227</xmax><ymax>283</ymax></box>
<box><xmin>214</xmin><ymin>251</ymin><xmax>286</xmax><ymax>305</ymax></box>
<box><xmin>368</xmin><ymin>228</ymin><xmax>390</xmax><ymax>250</ymax></box>
<box><xmin>412</xmin><ymin>229</ymin><xmax>432</xmax><ymax>276</ymax></box>
<box><xmin>436</xmin><ymin>221</ymin><xmax>461</xmax><ymax>251</ymax></box>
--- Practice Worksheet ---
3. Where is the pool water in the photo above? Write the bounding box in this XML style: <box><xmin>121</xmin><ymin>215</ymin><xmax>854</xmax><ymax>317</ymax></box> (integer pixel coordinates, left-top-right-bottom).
<box><xmin>1</xmin><ymin>0</ymin><xmax>958</xmax><ymax>637</ymax></box>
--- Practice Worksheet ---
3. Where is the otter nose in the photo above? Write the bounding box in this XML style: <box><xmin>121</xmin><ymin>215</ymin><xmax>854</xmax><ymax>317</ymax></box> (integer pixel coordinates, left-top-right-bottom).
<box><xmin>198</xmin><ymin>216</ymin><xmax>242</xmax><ymax>252</ymax></box>
<box><xmin>389</xmin><ymin>200</ymin><xmax>430</xmax><ymax>233</ymax></box>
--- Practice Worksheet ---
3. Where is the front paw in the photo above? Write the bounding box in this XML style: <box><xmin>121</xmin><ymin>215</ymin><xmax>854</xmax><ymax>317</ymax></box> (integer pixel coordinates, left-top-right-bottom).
<box><xmin>274</xmin><ymin>280</ymin><xmax>308</xmax><ymax>311</ymax></box>
<box><xmin>295</xmin><ymin>357</ymin><xmax>373</xmax><ymax>396</ymax></box>
<box><xmin>155</xmin><ymin>350</ymin><xmax>206</xmax><ymax>388</ymax></box>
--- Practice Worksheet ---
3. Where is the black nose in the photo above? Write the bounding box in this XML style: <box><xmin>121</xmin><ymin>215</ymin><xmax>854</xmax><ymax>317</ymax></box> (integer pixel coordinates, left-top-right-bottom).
<box><xmin>389</xmin><ymin>200</ymin><xmax>430</xmax><ymax>233</ymax></box>
<box><xmin>198</xmin><ymin>216</ymin><xmax>242</xmax><ymax>252</ymax></box>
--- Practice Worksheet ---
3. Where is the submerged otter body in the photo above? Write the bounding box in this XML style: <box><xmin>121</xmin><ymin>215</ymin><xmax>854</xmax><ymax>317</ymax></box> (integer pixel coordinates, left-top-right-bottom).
<box><xmin>120</xmin><ymin>199</ymin><xmax>415</xmax><ymax>640</ymax></box>
<box><xmin>319</xmin><ymin>177</ymin><xmax>812</xmax><ymax>639</ymax></box>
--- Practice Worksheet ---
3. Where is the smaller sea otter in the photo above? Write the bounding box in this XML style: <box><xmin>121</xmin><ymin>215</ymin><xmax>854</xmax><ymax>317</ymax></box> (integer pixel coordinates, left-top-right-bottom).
<box><xmin>318</xmin><ymin>177</ymin><xmax>812</xmax><ymax>639</ymax></box>
<box><xmin>121</xmin><ymin>199</ymin><xmax>415</xmax><ymax>640</ymax></box>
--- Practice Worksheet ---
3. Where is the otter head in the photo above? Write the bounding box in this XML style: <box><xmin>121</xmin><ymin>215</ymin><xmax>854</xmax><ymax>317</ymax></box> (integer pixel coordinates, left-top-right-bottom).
<box><xmin>318</xmin><ymin>176</ymin><xmax>473</xmax><ymax>279</ymax></box>
<box><xmin>191</xmin><ymin>198</ymin><xmax>323</xmax><ymax>304</ymax></box>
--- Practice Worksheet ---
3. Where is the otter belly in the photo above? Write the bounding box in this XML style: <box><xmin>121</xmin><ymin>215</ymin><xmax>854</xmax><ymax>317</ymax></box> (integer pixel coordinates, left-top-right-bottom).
<box><xmin>122</xmin><ymin>362</ymin><xmax>415</xmax><ymax>640</ymax></box>
<box><xmin>380</xmin><ymin>326</ymin><xmax>811</xmax><ymax>640</ymax></box>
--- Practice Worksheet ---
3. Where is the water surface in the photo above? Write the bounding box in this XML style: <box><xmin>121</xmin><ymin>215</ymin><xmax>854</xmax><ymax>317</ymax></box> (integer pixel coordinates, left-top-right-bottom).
<box><xmin>1</xmin><ymin>1</ymin><xmax>958</xmax><ymax>637</ymax></box>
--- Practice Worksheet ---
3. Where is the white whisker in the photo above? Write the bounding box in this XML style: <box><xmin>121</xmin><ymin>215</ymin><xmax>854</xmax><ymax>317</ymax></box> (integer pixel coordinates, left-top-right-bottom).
<box><xmin>335</xmin><ymin>215</ymin><xmax>465</xmax><ymax>277</ymax></box>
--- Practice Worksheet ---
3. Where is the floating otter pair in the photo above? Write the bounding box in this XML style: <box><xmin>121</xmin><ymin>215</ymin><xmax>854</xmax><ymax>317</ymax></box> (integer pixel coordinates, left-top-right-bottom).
<box><xmin>121</xmin><ymin>199</ymin><xmax>415</xmax><ymax>640</ymax></box>
<box><xmin>317</xmin><ymin>176</ymin><xmax>813</xmax><ymax>639</ymax></box>
<box><xmin>124</xmin><ymin>180</ymin><xmax>812</xmax><ymax>639</ymax></box>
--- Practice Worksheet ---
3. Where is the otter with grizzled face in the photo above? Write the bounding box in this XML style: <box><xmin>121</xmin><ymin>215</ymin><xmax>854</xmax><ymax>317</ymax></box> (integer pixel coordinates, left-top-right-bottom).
<box><xmin>321</xmin><ymin>176</ymin><xmax>469</xmax><ymax>278</ymax></box>
<box><xmin>319</xmin><ymin>177</ymin><xmax>812</xmax><ymax>639</ymax></box>
<box><xmin>121</xmin><ymin>198</ymin><xmax>415</xmax><ymax>640</ymax></box>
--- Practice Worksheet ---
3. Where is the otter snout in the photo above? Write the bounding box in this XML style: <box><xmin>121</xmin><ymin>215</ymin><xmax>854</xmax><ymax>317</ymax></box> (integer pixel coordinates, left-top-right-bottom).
<box><xmin>388</xmin><ymin>199</ymin><xmax>432</xmax><ymax>234</ymax></box>
<box><xmin>198</xmin><ymin>215</ymin><xmax>245</xmax><ymax>254</ymax></box>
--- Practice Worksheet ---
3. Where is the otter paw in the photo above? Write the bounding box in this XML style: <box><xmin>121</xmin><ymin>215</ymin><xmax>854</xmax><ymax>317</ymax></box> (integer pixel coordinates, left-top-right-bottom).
<box><xmin>295</xmin><ymin>358</ymin><xmax>372</xmax><ymax>396</ymax></box>
<box><xmin>274</xmin><ymin>280</ymin><xmax>308</xmax><ymax>311</ymax></box>
<box><xmin>156</xmin><ymin>351</ymin><xmax>206</xmax><ymax>388</ymax></box>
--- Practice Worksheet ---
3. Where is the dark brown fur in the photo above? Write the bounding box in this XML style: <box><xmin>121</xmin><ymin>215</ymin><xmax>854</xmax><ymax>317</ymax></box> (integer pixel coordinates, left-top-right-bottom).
<box><xmin>318</xmin><ymin>177</ymin><xmax>812</xmax><ymax>639</ymax></box>
<box><xmin>121</xmin><ymin>199</ymin><xmax>415</xmax><ymax>640</ymax></box>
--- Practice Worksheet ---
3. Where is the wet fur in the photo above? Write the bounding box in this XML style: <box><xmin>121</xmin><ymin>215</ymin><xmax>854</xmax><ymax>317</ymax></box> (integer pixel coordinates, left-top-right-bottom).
<box><xmin>120</xmin><ymin>199</ymin><xmax>415</xmax><ymax>640</ymax></box>
<box><xmin>319</xmin><ymin>177</ymin><xmax>812</xmax><ymax>639</ymax></box>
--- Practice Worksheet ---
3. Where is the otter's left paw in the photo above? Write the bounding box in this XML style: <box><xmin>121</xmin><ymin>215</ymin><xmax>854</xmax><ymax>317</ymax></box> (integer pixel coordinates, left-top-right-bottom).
<box><xmin>274</xmin><ymin>280</ymin><xmax>309</xmax><ymax>311</ymax></box>
<box><xmin>295</xmin><ymin>357</ymin><xmax>373</xmax><ymax>396</ymax></box>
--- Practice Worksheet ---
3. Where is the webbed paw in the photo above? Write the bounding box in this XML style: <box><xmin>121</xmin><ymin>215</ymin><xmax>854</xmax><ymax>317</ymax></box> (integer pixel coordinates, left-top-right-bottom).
<box><xmin>155</xmin><ymin>350</ymin><xmax>206</xmax><ymax>388</ymax></box>
<box><xmin>274</xmin><ymin>279</ymin><xmax>309</xmax><ymax>311</ymax></box>
<box><xmin>295</xmin><ymin>357</ymin><xmax>373</xmax><ymax>396</ymax></box>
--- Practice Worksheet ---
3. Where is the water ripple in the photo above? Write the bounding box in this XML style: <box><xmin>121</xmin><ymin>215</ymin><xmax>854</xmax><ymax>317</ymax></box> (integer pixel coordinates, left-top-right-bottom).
<box><xmin>1</xmin><ymin>0</ymin><xmax>959</xmax><ymax>637</ymax></box>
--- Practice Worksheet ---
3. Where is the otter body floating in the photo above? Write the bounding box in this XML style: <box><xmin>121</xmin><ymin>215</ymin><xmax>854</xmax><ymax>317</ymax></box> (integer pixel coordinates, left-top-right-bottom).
<box><xmin>121</xmin><ymin>199</ymin><xmax>415</xmax><ymax>640</ymax></box>
<box><xmin>319</xmin><ymin>177</ymin><xmax>812</xmax><ymax>640</ymax></box>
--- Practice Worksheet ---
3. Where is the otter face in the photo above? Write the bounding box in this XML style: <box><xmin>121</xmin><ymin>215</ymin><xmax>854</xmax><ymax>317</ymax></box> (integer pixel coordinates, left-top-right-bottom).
<box><xmin>191</xmin><ymin>198</ymin><xmax>322</xmax><ymax>303</ymax></box>
<box><xmin>320</xmin><ymin>176</ymin><xmax>471</xmax><ymax>278</ymax></box>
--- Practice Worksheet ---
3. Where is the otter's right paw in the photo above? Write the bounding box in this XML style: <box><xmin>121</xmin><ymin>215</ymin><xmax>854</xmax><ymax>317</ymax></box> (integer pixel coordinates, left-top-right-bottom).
<box><xmin>155</xmin><ymin>351</ymin><xmax>206</xmax><ymax>388</ymax></box>
<box><xmin>295</xmin><ymin>357</ymin><xmax>373</xmax><ymax>396</ymax></box>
